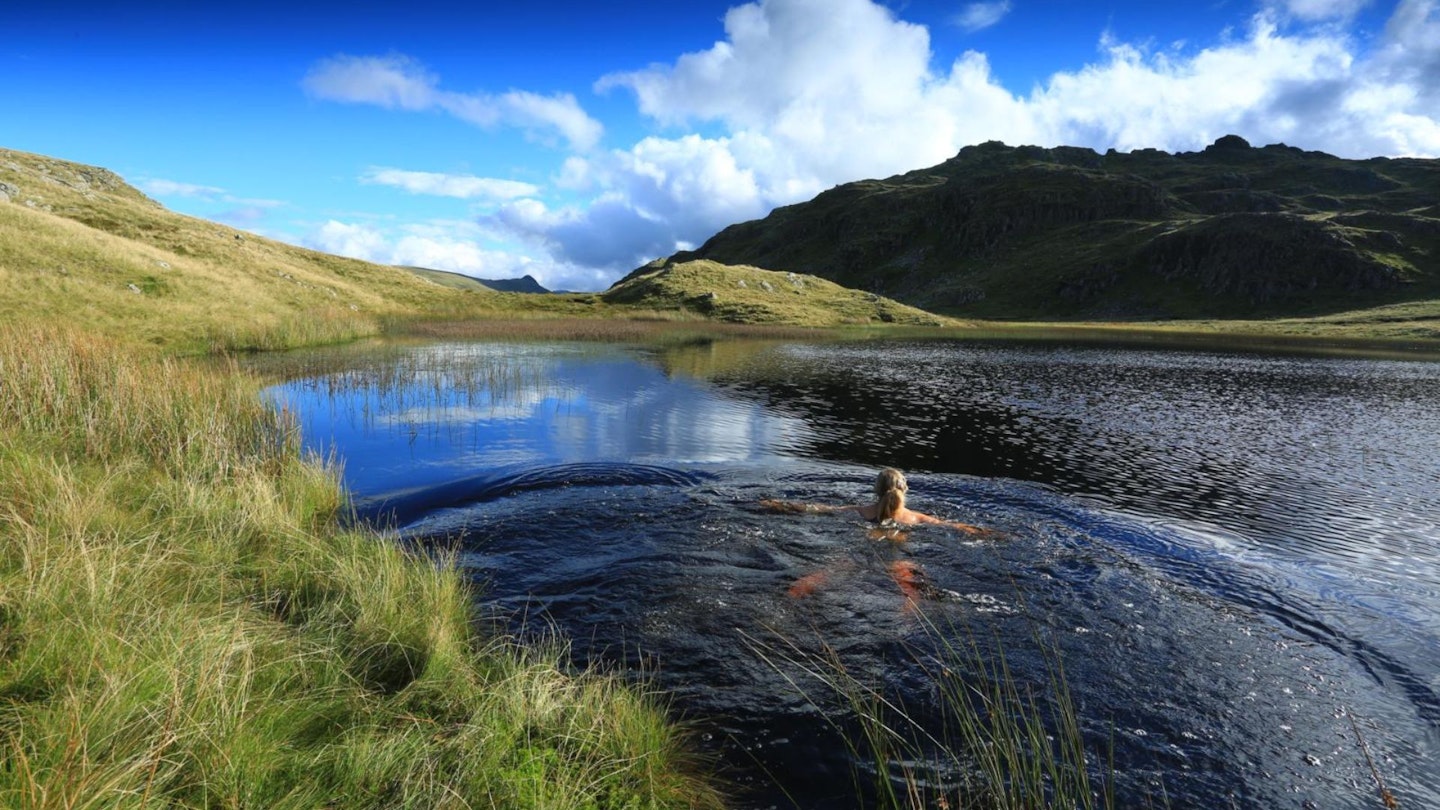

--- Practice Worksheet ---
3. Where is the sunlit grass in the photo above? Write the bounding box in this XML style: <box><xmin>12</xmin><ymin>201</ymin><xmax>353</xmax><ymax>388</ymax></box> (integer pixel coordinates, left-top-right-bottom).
<box><xmin>0</xmin><ymin>325</ymin><xmax>722</xmax><ymax>809</ymax></box>
<box><xmin>0</xmin><ymin>149</ymin><xmax>465</xmax><ymax>354</ymax></box>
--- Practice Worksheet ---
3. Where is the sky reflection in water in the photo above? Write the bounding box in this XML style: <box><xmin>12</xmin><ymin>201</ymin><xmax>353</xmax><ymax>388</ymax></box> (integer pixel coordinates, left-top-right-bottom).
<box><xmin>271</xmin><ymin>342</ymin><xmax>802</xmax><ymax>497</ymax></box>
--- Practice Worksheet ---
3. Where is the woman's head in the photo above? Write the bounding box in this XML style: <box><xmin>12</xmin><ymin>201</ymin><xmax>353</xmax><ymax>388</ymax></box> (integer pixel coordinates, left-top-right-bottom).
<box><xmin>873</xmin><ymin>468</ymin><xmax>907</xmax><ymax>521</ymax></box>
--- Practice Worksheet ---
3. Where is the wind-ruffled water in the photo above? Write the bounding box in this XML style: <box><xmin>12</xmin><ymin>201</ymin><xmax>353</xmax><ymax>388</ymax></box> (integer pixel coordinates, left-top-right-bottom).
<box><xmin>265</xmin><ymin>338</ymin><xmax>1440</xmax><ymax>809</ymax></box>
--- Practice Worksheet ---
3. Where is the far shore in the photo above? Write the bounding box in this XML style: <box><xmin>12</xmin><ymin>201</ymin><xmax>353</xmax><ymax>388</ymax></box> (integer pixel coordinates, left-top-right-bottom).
<box><xmin>376</xmin><ymin>308</ymin><xmax>1440</xmax><ymax>361</ymax></box>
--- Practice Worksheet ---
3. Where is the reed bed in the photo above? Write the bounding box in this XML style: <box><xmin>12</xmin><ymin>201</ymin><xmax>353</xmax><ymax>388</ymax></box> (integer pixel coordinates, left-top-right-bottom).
<box><xmin>0</xmin><ymin>325</ymin><xmax>721</xmax><ymax>809</ymax></box>
<box><xmin>204</xmin><ymin>307</ymin><xmax>386</xmax><ymax>354</ymax></box>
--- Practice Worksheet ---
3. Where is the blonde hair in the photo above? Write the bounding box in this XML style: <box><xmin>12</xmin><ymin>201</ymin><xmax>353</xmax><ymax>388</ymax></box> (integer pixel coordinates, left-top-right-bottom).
<box><xmin>873</xmin><ymin>468</ymin><xmax>907</xmax><ymax>521</ymax></box>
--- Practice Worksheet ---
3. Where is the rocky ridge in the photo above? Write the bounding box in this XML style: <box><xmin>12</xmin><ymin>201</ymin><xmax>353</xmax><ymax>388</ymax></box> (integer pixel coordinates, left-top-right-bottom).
<box><xmin>676</xmin><ymin>136</ymin><xmax>1440</xmax><ymax>319</ymax></box>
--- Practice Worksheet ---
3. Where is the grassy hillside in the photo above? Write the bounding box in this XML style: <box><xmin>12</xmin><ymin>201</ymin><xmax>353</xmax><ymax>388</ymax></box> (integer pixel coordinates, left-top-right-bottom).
<box><xmin>399</xmin><ymin>265</ymin><xmax>498</xmax><ymax>292</ymax></box>
<box><xmin>605</xmin><ymin>257</ymin><xmax>954</xmax><ymax>326</ymax></box>
<box><xmin>0</xmin><ymin>148</ymin><xmax>489</xmax><ymax>351</ymax></box>
<box><xmin>686</xmin><ymin>136</ymin><xmax>1440</xmax><ymax>328</ymax></box>
<box><xmin>2</xmin><ymin>147</ymin><xmax>949</xmax><ymax>346</ymax></box>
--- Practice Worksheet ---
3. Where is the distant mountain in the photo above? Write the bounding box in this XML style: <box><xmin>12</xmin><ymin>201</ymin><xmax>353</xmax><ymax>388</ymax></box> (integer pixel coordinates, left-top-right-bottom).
<box><xmin>477</xmin><ymin>274</ymin><xmax>549</xmax><ymax>294</ymax></box>
<box><xmin>679</xmin><ymin>136</ymin><xmax>1440</xmax><ymax>320</ymax></box>
<box><xmin>469</xmin><ymin>273</ymin><xmax>547</xmax><ymax>292</ymax></box>
<box><xmin>400</xmin><ymin>266</ymin><xmax>550</xmax><ymax>294</ymax></box>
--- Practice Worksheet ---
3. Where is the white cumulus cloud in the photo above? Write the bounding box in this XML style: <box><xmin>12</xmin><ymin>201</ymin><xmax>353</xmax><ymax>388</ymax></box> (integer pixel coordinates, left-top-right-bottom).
<box><xmin>308</xmin><ymin>220</ymin><xmax>390</xmax><ymax>262</ymax></box>
<box><xmin>303</xmin><ymin>218</ymin><xmax>606</xmax><ymax>291</ymax></box>
<box><xmin>361</xmin><ymin>168</ymin><xmax>540</xmax><ymax>200</ymax></box>
<box><xmin>303</xmin><ymin>54</ymin><xmax>603</xmax><ymax>150</ymax></box>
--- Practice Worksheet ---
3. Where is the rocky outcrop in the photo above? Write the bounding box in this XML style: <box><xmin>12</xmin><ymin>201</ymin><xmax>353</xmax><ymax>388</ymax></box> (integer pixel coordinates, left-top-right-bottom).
<box><xmin>1139</xmin><ymin>214</ymin><xmax>1400</xmax><ymax>304</ymax></box>
<box><xmin>2</xmin><ymin>152</ymin><xmax>159</xmax><ymax>207</ymax></box>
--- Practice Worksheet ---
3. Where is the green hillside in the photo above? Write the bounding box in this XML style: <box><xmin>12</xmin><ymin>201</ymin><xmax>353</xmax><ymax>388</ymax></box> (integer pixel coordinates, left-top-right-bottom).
<box><xmin>684</xmin><ymin>136</ymin><xmax>1440</xmax><ymax>328</ymax></box>
<box><xmin>605</xmin><ymin>257</ymin><xmax>953</xmax><ymax>326</ymax></box>
<box><xmin>0</xmin><ymin>148</ymin><xmax>486</xmax><ymax>351</ymax></box>
<box><xmin>0</xmin><ymin>147</ymin><xmax>949</xmax><ymax>345</ymax></box>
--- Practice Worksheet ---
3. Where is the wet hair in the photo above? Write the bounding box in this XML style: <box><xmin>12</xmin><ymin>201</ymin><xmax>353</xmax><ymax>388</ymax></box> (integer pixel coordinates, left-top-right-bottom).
<box><xmin>872</xmin><ymin>468</ymin><xmax>907</xmax><ymax>521</ymax></box>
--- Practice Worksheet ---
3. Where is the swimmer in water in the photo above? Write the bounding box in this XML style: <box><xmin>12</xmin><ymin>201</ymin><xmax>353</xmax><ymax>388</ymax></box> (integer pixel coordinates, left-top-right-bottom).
<box><xmin>761</xmin><ymin>467</ymin><xmax>988</xmax><ymax>535</ymax></box>
<box><xmin>763</xmin><ymin>468</ymin><xmax>996</xmax><ymax>607</ymax></box>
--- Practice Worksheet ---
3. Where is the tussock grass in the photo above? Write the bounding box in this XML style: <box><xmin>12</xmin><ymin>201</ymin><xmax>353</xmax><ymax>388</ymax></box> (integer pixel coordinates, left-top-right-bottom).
<box><xmin>746</xmin><ymin>615</ymin><xmax>1115</xmax><ymax>810</ymax></box>
<box><xmin>0</xmin><ymin>325</ymin><xmax>722</xmax><ymax>809</ymax></box>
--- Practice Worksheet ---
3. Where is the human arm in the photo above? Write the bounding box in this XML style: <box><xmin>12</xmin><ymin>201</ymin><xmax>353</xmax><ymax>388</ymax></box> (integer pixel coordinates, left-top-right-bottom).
<box><xmin>907</xmin><ymin>510</ymin><xmax>1000</xmax><ymax>537</ymax></box>
<box><xmin>760</xmin><ymin>499</ymin><xmax>859</xmax><ymax>516</ymax></box>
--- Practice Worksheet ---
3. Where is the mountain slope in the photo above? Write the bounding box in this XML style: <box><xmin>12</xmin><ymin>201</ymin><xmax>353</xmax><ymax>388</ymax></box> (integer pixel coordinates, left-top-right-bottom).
<box><xmin>0</xmin><ymin>148</ymin><xmax>485</xmax><ymax>350</ymax></box>
<box><xmin>684</xmin><ymin>136</ymin><xmax>1440</xmax><ymax>320</ymax></box>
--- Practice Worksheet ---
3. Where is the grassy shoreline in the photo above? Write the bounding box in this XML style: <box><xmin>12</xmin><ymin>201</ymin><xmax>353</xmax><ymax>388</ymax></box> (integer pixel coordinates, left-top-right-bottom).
<box><xmin>0</xmin><ymin>325</ymin><xmax>722</xmax><ymax>809</ymax></box>
<box><xmin>954</xmin><ymin>319</ymin><xmax>1440</xmax><ymax>359</ymax></box>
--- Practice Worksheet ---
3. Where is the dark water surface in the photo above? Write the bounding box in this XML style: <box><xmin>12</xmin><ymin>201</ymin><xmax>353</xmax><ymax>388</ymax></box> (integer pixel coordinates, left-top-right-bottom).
<box><xmin>265</xmin><ymin>338</ymin><xmax>1440</xmax><ymax>808</ymax></box>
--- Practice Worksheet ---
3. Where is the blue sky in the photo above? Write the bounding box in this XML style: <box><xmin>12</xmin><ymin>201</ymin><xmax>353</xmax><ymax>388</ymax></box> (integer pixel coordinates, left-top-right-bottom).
<box><xmin>3</xmin><ymin>0</ymin><xmax>1437</xmax><ymax>291</ymax></box>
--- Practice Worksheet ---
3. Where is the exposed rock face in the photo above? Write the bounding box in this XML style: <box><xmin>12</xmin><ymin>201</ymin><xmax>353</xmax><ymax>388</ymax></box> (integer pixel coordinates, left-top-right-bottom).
<box><xmin>2</xmin><ymin>149</ymin><xmax>163</xmax><ymax>213</ymax></box>
<box><xmin>684</xmin><ymin>136</ymin><xmax>1439</xmax><ymax>319</ymax></box>
<box><xmin>1140</xmin><ymin>214</ymin><xmax>1398</xmax><ymax>303</ymax></box>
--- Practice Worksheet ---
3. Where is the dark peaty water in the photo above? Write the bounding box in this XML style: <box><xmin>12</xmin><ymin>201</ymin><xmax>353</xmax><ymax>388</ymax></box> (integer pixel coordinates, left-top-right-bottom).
<box><xmin>266</xmin><ymin>338</ymin><xmax>1440</xmax><ymax>809</ymax></box>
